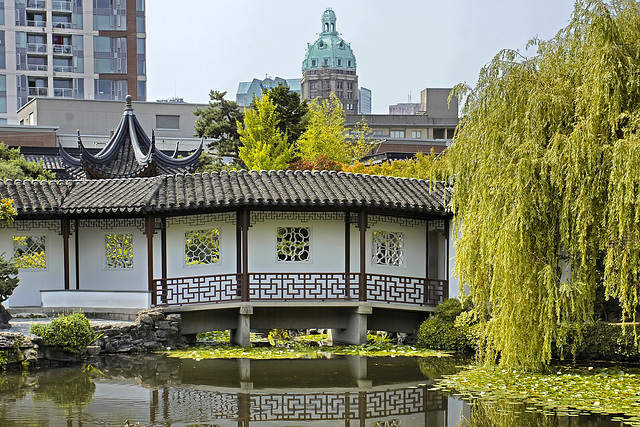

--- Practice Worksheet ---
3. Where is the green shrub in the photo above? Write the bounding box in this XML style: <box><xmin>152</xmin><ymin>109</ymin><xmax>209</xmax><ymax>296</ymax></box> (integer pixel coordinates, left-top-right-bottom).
<box><xmin>563</xmin><ymin>322</ymin><xmax>640</xmax><ymax>362</ymax></box>
<box><xmin>417</xmin><ymin>317</ymin><xmax>474</xmax><ymax>352</ymax></box>
<box><xmin>30</xmin><ymin>312</ymin><xmax>96</xmax><ymax>355</ymax></box>
<box><xmin>417</xmin><ymin>298</ymin><xmax>475</xmax><ymax>352</ymax></box>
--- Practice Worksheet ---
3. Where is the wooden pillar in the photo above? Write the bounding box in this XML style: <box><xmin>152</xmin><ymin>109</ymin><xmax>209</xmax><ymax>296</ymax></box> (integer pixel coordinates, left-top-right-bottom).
<box><xmin>236</xmin><ymin>211</ymin><xmax>242</xmax><ymax>298</ymax></box>
<box><xmin>240</xmin><ymin>209</ymin><xmax>250</xmax><ymax>302</ymax></box>
<box><xmin>74</xmin><ymin>219</ymin><xmax>80</xmax><ymax>290</ymax></box>
<box><xmin>61</xmin><ymin>218</ymin><xmax>70</xmax><ymax>290</ymax></box>
<box><xmin>345</xmin><ymin>211</ymin><xmax>351</xmax><ymax>299</ymax></box>
<box><xmin>145</xmin><ymin>216</ymin><xmax>155</xmax><ymax>305</ymax></box>
<box><xmin>358</xmin><ymin>209</ymin><xmax>367</xmax><ymax>302</ymax></box>
<box><xmin>160</xmin><ymin>218</ymin><xmax>167</xmax><ymax>304</ymax></box>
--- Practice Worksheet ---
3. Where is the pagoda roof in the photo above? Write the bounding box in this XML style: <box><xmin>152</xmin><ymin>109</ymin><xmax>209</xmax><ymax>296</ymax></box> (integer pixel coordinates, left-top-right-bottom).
<box><xmin>59</xmin><ymin>95</ymin><xmax>203</xmax><ymax>179</ymax></box>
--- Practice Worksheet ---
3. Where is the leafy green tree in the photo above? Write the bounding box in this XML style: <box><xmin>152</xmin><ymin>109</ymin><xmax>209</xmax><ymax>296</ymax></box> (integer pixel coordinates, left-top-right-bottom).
<box><xmin>297</xmin><ymin>93</ymin><xmax>367</xmax><ymax>166</ymax></box>
<box><xmin>447</xmin><ymin>0</ymin><xmax>640</xmax><ymax>371</ymax></box>
<box><xmin>195</xmin><ymin>152</ymin><xmax>239</xmax><ymax>173</ymax></box>
<box><xmin>255</xmin><ymin>83</ymin><xmax>309</xmax><ymax>144</ymax></box>
<box><xmin>0</xmin><ymin>143</ymin><xmax>54</xmax><ymax>181</ymax></box>
<box><xmin>193</xmin><ymin>90</ymin><xmax>245</xmax><ymax>157</ymax></box>
<box><xmin>238</xmin><ymin>94</ymin><xmax>294</xmax><ymax>170</ymax></box>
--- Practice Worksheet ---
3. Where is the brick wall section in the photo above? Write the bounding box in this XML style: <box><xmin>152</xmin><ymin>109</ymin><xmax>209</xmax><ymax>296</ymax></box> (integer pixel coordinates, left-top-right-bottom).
<box><xmin>0</xmin><ymin>131</ymin><xmax>57</xmax><ymax>147</ymax></box>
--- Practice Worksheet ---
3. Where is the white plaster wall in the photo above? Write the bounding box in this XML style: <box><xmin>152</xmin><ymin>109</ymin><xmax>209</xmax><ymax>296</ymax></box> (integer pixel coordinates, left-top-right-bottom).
<box><xmin>165</xmin><ymin>221</ymin><xmax>237</xmax><ymax>277</ymax></box>
<box><xmin>41</xmin><ymin>290</ymin><xmax>150</xmax><ymax>309</ymax></box>
<box><xmin>77</xmin><ymin>225</ymin><xmax>147</xmax><ymax>291</ymax></box>
<box><xmin>248</xmin><ymin>219</ymin><xmax>345</xmax><ymax>273</ymax></box>
<box><xmin>448</xmin><ymin>218</ymin><xmax>462</xmax><ymax>298</ymax></box>
<box><xmin>350</xmin><ymin>220</ymin><xmax>427</xmax><ymax>278</ymax></box>
<box><xmin>2</xmin><ymin>224</ymin><xmax>66</xmax><ymax>307</ymax></box>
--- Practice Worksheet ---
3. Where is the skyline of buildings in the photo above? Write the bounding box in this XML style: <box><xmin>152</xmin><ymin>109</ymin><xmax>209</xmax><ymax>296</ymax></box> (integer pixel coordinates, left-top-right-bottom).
<box><xmin>0</xmin><ymin>0</ymin><xmax>146</xmax><ymax>124</ymax></box>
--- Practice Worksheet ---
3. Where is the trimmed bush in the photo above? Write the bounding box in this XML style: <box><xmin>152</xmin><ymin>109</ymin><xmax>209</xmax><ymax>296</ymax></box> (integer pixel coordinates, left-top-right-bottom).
<box><xmin>30</xmin><ymin>312</ymin><xmax>96</xmax><ymax>355</ymax></box>
<box><xmin>417</xmin><ymin>298</ymin><xmax>475</xmax><ymax>352</ymax></box>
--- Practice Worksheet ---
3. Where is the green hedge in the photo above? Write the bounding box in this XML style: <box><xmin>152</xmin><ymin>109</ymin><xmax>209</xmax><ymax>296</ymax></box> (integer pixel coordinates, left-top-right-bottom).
<box><xmin>565</xmin><ymin>322</ymin><xmax>640</xmax><ymax>362</ymax></box>
<box><xmin>417</xmin><ymin>298</ymin><xmax>475</xmax><ymax>353</ymax></box>
<box><xmin>30</xmin><ymin>312</ymin><xmax>96</xmax><ymax>355</ymax></box>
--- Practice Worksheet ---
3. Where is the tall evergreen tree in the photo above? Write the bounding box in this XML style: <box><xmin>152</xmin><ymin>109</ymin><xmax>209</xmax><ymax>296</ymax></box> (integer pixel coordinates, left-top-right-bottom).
<box><xmin>257</xmin><ymin>84</ymin><xmax>309</xmax><ymax>145</ymax></box>
<box><xmin>193</xmin><ymin>90</ymin><xmax>245</xmax><ymax>156</ymax></box>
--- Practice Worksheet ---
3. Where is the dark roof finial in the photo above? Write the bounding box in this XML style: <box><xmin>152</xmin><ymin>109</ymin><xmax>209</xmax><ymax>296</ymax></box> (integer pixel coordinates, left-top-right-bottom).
<box><xmin>125</xmin><ymin>94</ymin><xmax>133</xmax><ymax>111</ymax></box>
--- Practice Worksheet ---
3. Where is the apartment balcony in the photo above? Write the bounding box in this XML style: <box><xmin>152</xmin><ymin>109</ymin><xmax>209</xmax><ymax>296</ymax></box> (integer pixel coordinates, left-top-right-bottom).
<box><xmin>27</xmin><ymin>20</ymin><xmax>46</xmax><ymax>28</ymax></box>
<box><xmin>52</xmin><ymin>45</ymin><xmax>72</xmax><ymax>55</ymax></box>
<box><xmin>53</xmin><ymin>88</ymin><xmax>73</xmax><ymax>98</ymax></box>
<box><xmin>27</xmin><ymin>43</ymin><xmax>47</xmax><ymax>54</ymax></box>
<box><xmin>26</xmin><ymin>0</ymin><xmax>46</xmax><ymax>9</ymax></box>
<box><xmin>52</xmin><ymin>22</ymin><xmax>72</xmax><ymax>29</ymax></box>
<box><xmin>28</xmin><ymin>87</ymin><xmax>48</xmax><ymax>97</ymax></box>
<box><xmin>53</xmin><ymin>65</ymin><xmax>73</xmax><ymax>72</ymax></box>
<box><xmin>27</xmin><ymin>64</ymin><xmax>47</xmax><ymax>71</ymax></box>
<box><xmin>52</xmin><ymin>1</ymin><xmax>72</xmax><ymax>12</ymax></box>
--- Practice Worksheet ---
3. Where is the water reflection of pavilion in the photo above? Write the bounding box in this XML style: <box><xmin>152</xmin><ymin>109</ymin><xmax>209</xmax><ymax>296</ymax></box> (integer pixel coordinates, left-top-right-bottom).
<box><xmin>147</xmin><ymin>356</ymin><xmax>452</xmax><ymax>426</ymax></box>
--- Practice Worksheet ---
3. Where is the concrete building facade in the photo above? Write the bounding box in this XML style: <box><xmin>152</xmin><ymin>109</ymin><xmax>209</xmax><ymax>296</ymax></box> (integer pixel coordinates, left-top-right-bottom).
<box><xmin>15</xmin><ymin>97</ymin><xmax>205</xmax><ymax>151</ymax></box>
<box><xmin>301</xmin><ymin>8</ymin><xmax>358</xmax><ymax>114</ymax></box>
<box><xmin>0</xmin><ymin>0</ymin><xmax>146</xmax><ymax>124</ymax></box>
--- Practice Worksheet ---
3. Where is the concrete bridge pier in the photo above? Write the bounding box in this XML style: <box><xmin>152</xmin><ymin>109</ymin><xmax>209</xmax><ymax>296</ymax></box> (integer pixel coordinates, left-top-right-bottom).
<box><xmin>230</xmin><ymin>305</ymin><xmax>253</xmax><ymax>347</ymax></box>
<box><xmin>328</xmin><ymin>305</ymin><xmax>371</xmax><ymax>346</ymax></box>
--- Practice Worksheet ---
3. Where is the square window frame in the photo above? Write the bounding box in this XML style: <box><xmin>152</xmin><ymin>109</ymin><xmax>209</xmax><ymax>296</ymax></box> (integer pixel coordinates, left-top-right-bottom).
<box><xmin>184</xmin><ymin>228</ymin><xmax>221</xmax><ymax>267</ymax></box>
<box><xmin>275</xmin><ymin>225</ymin><xmax>312</xmax><ymax>263</ymax></box>
<box><xmin>104</xmin><ymin>232</ymin><xmax>134</xmax><ymax>269</ymax></box>
<box><xmin>12</xmin><ymin>233</ymin><xmax>48</xmax><ymax>270</ymax></box>
<box><xmin>371</xmin><ymin>229</ymin><xmax>405</xmax><ymax>268</ymax></box>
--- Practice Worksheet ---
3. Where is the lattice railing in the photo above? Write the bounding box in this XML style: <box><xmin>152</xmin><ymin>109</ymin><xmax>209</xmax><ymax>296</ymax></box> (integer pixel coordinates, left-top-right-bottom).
<box><xmin>366</xmin><ymin>274</ymin><xmax>446</xmax><ymax>306</ymax></box>
<box><xmin>249</xmin><ymin>273</ymin><xmax>359</xmax><ymax>301</ymax></box>
<box><xmin>162</xmin><ymin>385</ymin><xmax>445</xmax><ymax>421</ymax></box>
<box><xmin>153</xmin><ymin>272</ymin><xmax>446</xmax><ymax>307</ymax></box>
<box><xmin>153</xmin><ymin>273</ymin><xmax>241</xmax><ymax>305</ymax></box>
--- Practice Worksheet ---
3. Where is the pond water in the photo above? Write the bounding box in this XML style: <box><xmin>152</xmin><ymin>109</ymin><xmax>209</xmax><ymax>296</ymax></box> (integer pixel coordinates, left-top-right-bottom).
<box><xmin>0</xmin><ymin>354</ymin><xmax>623</xmax><ymax>426</ymax></box>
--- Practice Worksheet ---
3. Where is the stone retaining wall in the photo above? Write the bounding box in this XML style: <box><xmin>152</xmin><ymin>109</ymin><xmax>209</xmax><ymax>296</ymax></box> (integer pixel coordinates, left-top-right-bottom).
<box><xmin>93</xmin><ymin>308</ymin><xmax>186</xmax><ymax>353</ymax></box>
<box><xmin>0</xmin><ymin>308</ymin><xmax>186</xmax><ymax>368</ymax></box>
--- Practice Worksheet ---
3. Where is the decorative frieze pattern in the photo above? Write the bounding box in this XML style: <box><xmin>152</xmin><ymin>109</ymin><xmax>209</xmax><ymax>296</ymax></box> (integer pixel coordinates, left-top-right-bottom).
<box><xmin>166</xmin><ymin>213</ymin><xmax>236</xmax><ymax>227</ymax></box>
<box><xmin>250</xmin><ymin>211</ymin><xmax>343</xmax><ymax>226</ymax></box>
<box><xmin>0</xmin><ymin>219</ymin><xmax>61</xmax><ymax>234</ymax></box>
<box><xmin>79</xmin><ymin>218</ymin><xmax>145</xmax><ymax>233</ymax></box>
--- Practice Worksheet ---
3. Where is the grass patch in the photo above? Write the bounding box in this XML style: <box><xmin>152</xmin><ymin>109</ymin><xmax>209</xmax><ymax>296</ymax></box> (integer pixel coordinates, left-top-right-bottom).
<box><xmin>434</xmin><ymin>364</ymin><xmax>640</xmax><ymax>426</ymax></box>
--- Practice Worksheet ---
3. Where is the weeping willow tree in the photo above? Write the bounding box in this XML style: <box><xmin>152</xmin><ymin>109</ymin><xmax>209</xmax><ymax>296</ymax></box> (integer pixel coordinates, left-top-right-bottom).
<box><xmin>448</xmin><ymin>0</ymin><xmax>640</xmax><ymax>371</ymax></box>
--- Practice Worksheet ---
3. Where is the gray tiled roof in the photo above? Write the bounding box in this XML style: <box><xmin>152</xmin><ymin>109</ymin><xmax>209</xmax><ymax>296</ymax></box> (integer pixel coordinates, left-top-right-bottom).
<box><xmin>0</xmin><ymin>170</ymin><xmax>451</xmax><ymax>217</ymax></box>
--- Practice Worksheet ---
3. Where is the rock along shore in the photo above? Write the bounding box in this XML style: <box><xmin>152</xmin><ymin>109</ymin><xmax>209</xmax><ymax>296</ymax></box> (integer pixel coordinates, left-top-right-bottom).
<box><xmin>0</xmin><ymin>308</ymin><xmax>187</xmax><ymax>367</ymax></box>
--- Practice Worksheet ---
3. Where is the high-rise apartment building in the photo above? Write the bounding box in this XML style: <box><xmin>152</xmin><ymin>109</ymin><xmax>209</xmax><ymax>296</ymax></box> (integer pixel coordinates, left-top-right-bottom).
<box><xmin>301</xmin><ymin>8</ymin><xmax>358</xmax><ymax>114</ymax></box>
<box><xmin>0</xmin><ymin>0</ymin><xmax>146</xmax><ymax>124</ymax></box>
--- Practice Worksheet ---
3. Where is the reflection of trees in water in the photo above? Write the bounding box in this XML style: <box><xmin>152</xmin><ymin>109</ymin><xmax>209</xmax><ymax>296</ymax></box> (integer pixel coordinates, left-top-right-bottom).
<box><xmin>417</xmin><ymin>356</ymin><xmax>471</xmax><ymax>380</ymax></box>
<box><xmin>462</xmin><ymin>400</ymin><xmax>618</xmax><ymax>427</ymax></box>
<box><xmin>34</xmin><ymin>368</ymin><xmax>96</xmax><ymax>407</ymax></box>
<box><xmin>0</xmin><ymin>373</ymin><xmax>34</xmax><ymax>423</ymax></box>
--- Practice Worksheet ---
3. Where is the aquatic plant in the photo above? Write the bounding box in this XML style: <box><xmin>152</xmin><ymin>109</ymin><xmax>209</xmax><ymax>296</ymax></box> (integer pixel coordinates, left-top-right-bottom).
<box><xmin>435</xmin><ymin>365</ymin><xmax>640</xmax><ymax>425</ymax></box>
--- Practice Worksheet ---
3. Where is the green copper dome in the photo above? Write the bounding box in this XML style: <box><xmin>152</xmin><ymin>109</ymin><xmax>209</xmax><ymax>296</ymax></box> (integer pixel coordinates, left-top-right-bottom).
<box><xmin>302</xmin><ymin>8</ymin><xmax>357</xmax><ymax>72</ymax></box>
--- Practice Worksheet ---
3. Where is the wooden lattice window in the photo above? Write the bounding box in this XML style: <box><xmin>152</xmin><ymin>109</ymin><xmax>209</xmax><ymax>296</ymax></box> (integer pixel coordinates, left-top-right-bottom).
<box><xmin>372</xmin><ymin>230</ymin><xmax>404</xmax><ymax>267</ymax></box>
<box><xmin>277</xmin><ymin>227</ymin><xmax>310</xmax><ymax>262</ymax></box>
<box><xmin>13</xmin><ymin>236</ymin><xmax>46</xmax><ymax>269</ymax></box>
<box><xmin>185</xmin><ymin>229</ymin><xmax>220</xmax><ymax>265</ymax></box>
<box><xmin>105</xmin><ymin>233</ymin><xmax>133</xmax><ymax>268</ymax></box>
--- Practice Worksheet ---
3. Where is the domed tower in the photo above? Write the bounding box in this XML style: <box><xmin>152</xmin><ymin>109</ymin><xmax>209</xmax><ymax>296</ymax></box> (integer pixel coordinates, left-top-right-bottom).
<box><xmin>301</xmin><ymin>8</ymin><xmax>358</xmax><ymax>114</ymax></box>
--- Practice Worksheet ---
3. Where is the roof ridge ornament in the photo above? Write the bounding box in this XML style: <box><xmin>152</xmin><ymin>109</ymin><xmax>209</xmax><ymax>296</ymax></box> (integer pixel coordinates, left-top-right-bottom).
<box><xmin>124</xmin><ymin>94</ymin><xmax>133</xmax><ymax>114</ymax></box>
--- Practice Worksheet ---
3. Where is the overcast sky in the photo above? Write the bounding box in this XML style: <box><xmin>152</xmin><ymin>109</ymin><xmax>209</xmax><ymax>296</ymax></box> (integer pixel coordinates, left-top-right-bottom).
<box><xmin>146</xmin><ymin>0</ymin><xmax>576</xmax><ymax>113</ymax></box>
